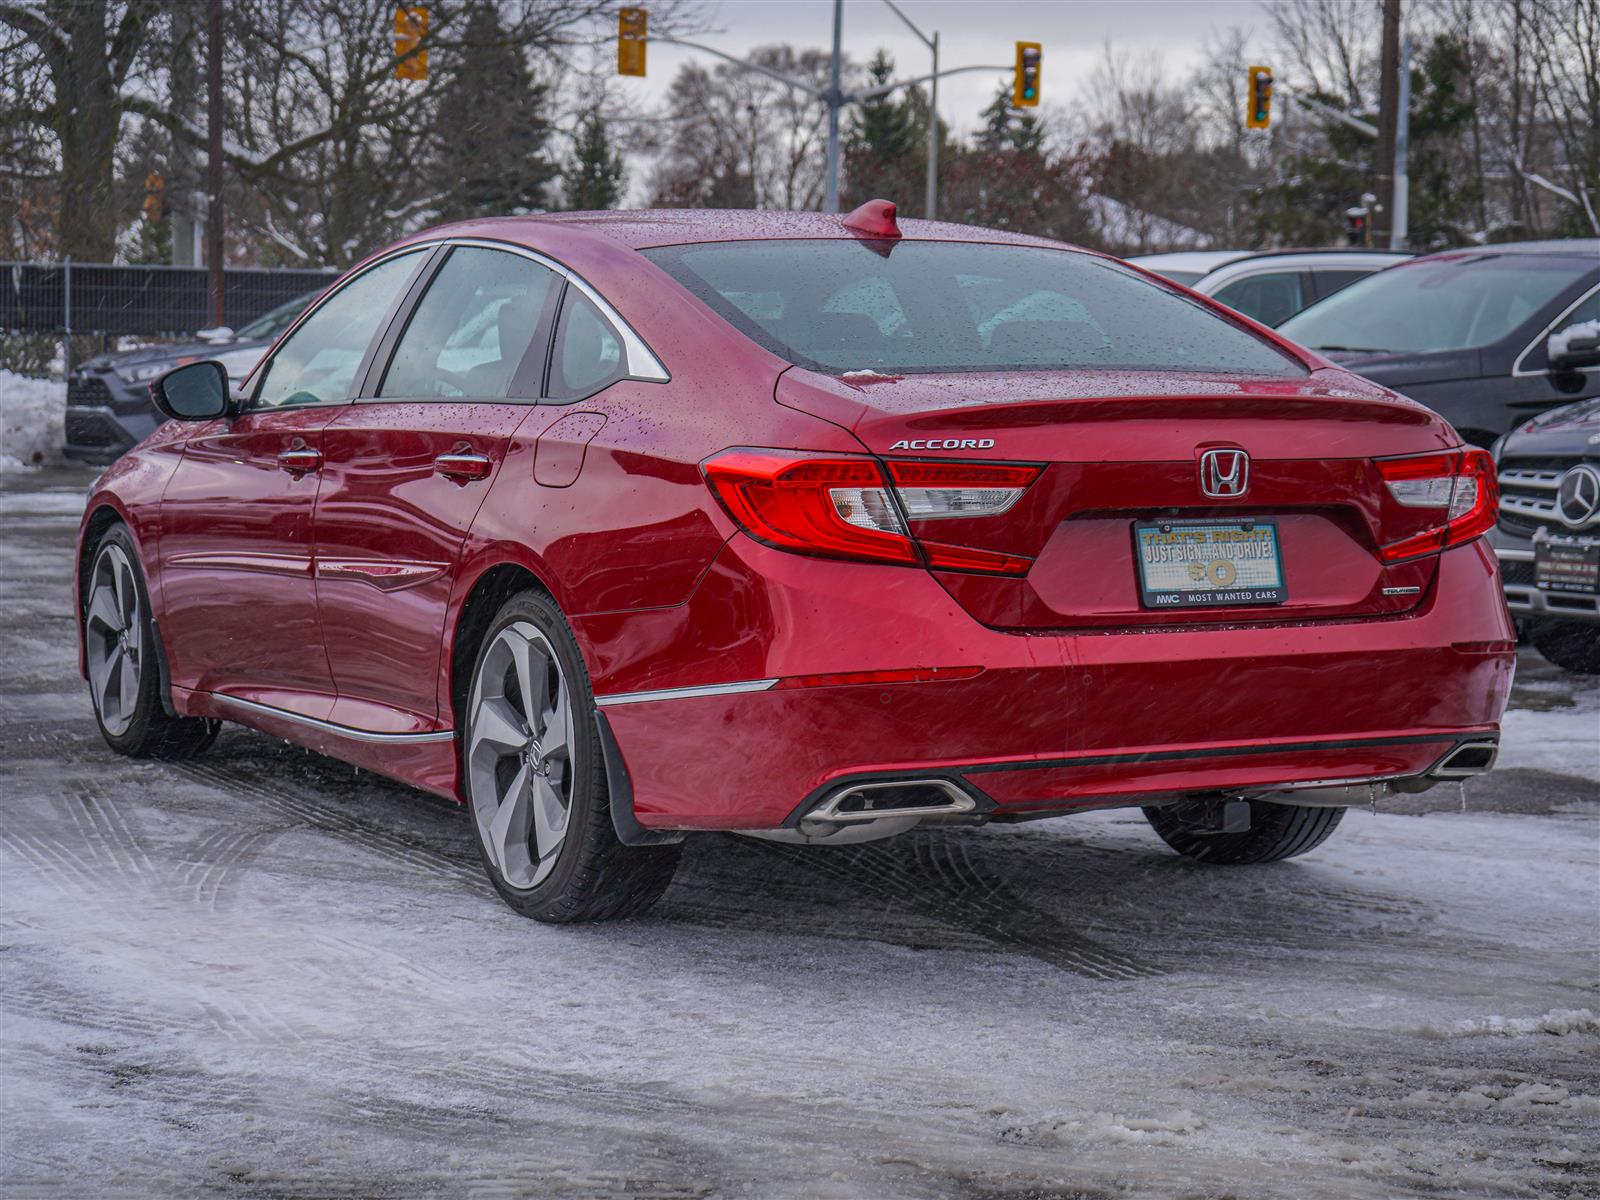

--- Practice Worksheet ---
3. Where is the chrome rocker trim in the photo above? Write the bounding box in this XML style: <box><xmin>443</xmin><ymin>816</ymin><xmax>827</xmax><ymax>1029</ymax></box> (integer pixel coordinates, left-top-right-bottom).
<box><xmin>214</xmin><ymin>694</ymin><xmax>455</xmax><ymax>744</ymax></box>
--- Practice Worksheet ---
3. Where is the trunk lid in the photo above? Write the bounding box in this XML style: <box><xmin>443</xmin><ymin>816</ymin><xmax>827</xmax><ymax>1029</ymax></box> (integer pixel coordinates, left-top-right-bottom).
<box><xmin>778</xmin><ymin>366</ymin><xmax>1462</xmax><ymax>630</ymax></box>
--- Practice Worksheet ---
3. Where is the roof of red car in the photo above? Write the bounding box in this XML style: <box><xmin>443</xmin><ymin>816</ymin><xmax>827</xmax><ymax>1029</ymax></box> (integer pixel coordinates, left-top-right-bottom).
<box><xmin>425</xmin><ymin>208</ymin><xmax>1073</xmax><ymax>252</ymax></box>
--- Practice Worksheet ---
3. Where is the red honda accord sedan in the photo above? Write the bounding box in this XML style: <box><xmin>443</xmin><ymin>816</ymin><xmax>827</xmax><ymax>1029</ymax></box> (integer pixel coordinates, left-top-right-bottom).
<box><xmin>75</xmin><ymin>202</ymin><xmax>1514</xmax><ymax>922</ymax></box>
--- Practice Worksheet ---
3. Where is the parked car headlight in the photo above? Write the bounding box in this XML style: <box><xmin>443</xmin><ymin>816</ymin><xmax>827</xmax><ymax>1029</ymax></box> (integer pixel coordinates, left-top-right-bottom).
<box><xmin>113</xmin><ymin>362</ymin><xmax>168</xmax><ymax>384</ymax></box>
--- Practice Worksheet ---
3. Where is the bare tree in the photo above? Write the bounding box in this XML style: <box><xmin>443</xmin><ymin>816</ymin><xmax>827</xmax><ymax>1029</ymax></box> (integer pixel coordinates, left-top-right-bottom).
<box><xmin>0</xmin><ymin>0</ymin><xmax>163</xmax><ymax>259</ymax></box>
<box><xmin>648</xmin><ymin>45</ymin><xmax>849</xmax><ymax>211</ymax></box>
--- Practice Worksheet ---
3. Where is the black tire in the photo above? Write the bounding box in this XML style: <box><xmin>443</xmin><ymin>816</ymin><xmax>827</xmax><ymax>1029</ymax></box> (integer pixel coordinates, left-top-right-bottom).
<box><xmin>83</xmin><ymin>524</ymin><xmax>219</xmax><ymax>760</ymax></box>
<box><xmin>463</xmin><ymin>588</ymin><xmax>680</xmax><ymax>923</ymax></box>
<box><xmin>1530</xmin><ymin>620</ymin><xmax>1600</xmax><ymax>675</ymax></box>
<box><xmin>1142</xmin><ymin>797</ymin><xmax>1346</xmax><ymax>865</ymax></box>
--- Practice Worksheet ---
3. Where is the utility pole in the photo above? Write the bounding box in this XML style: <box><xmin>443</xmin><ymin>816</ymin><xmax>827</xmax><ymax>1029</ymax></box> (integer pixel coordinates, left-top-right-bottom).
<box><xmin>881</xmin><ymin>0</ymin><xmax>940</xmax><ymax>219</ymax></box>
<box><xmin>1392</xmin><ymin>37</ymin><xmax>1412</xmax><ymax>249</ymax></box>
<box><xmin>823</xmin><ymin>0</ymin><xmax>844</xmax><ymax>213</ymax></box>
<box><xmin>1373</xmin><ymin>0</ymin><xmax>1401</xmax><ymax>247</ymax></box>
<box><xmin>206</xmin><ymin>0</ymin><xmax>225</xmax><ymax>327</ymax></box>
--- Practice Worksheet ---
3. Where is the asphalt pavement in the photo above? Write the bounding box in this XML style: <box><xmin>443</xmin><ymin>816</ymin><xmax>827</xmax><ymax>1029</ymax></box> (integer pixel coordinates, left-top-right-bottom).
<box><xmin>2</xmin><ymin>465</ymin><xmax>1596</xmax><ymax>1200</ymax></box>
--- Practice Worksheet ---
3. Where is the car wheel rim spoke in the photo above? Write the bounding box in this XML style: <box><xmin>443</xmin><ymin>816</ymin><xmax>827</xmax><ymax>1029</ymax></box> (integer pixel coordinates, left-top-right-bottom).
<box><xmin>468</xmin><ymin>622</ymin><xmax>575</xmax><ymax>890</ymax></box>
<box><xmin>531</xmin><ymin>774</ymin><xmax>568</xmax><ymax>858</ymax></box>
<box><xmin>487</xmin><ymin>762</ymin><xmax>534</xmax><ymax>878</ymax></box>
<box><xmin>86</xmin><ymin>544</ymin><xmax>140</xmax><ymax>737</ymax></box>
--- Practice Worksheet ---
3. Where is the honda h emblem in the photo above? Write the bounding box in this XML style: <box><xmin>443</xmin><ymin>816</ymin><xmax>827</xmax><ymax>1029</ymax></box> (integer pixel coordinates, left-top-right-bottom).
<box><xmin>1199</xmin><ymin>449</ymin><xmax>1249</xmax><ymax>498</ymax></box>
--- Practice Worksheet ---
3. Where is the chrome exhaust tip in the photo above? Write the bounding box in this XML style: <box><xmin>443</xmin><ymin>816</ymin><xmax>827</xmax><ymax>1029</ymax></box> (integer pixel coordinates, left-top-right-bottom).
<box><xmin>807</xmin><ymin>778</ymin><xmax>977</xmax><ymax>825</ymax></box>
<box><xmin>1429</xmin><ymin>740</ymin><xmax>1499</xmax><ymax>780</ymax></box>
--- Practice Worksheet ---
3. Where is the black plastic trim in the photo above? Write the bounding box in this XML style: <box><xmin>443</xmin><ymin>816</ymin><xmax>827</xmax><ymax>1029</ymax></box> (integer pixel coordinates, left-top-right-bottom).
<box><xmin>595</xmin><ymin>709</ymin><xmax>685</xmax><ymax>846</ymax></box>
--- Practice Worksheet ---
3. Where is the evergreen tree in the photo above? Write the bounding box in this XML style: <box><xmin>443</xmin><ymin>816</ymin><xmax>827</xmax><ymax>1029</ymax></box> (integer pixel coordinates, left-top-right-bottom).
<box><xmin>432</xmin><ymin>4</ymin><xmax>556</xmax><ymax>219</ymax></box>
<box><xmin>978</xmin><ymin>84</ymin><xmax>1044</xmax><ymax>155</ymax></box>
<box><xmin>843</xmin><ymin>51</ymin><xmax>922</xmax><ymax>208</ymax></box>
<box><xmin>1406</xmin><ymin>35</ymin><xmax>1480</xmax><ymax>248</ymax></box>
<box><xmin>562</xmin><ymin>113</ymin><xmax>626</xmax><ymax>210</ymax></box>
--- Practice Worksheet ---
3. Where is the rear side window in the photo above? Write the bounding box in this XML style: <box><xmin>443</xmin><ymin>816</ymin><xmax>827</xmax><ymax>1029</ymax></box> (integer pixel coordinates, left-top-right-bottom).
<box><xmin>1311</xmin><ymin>269</ymin><xmax>1371</xmax><ymax>300</ymax></box>
<box><xmin>642</xmin><ymin>240</ymin><xmax>1303</xmax><ymax>377</ymax></box>
<box><xmin>548</xmin><ymin>290</ymin><xmax>626</xmax><ymax>401</ymax></box>
<box><xmin>380</xmin><ymin>247</ymin><xmax>557</xmax><ymax>400</ymax></box>
<box><xmin>1210</xmin><ymin>271</ymin><xmax>1307</xmax><ymax>326</ymax></box>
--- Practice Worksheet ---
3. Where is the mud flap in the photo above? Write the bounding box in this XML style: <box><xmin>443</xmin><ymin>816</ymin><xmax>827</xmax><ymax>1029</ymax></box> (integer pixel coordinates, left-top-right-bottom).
<box><xmin>595</xmin><ymin>708</ymin><xmax>685</xmax><ymax>847</ymax></box>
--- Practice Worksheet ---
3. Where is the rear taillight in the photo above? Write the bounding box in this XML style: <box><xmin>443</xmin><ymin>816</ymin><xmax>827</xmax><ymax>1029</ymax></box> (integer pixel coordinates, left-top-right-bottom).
<box><xmin>1376</xmin><ymin>448</ymin><xmax>1498</xmax><ymax>562</ymax></box>
<box><xmin>702</xmin><ymin>449</ymin><xmax>1039</xmax><ymax>574</ymax></box>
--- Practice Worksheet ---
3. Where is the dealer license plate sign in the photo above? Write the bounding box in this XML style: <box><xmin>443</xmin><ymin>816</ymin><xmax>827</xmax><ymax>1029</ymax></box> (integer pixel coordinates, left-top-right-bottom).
<box><xmin>1535</xmin><ymin>536</ymin><xmax>1600</xmax><ymax>594</ymax></box>
<box><xmin>1134</xmin><ymin>519</ymin><xmax>1287</xmax><ymax>609</ymax></box>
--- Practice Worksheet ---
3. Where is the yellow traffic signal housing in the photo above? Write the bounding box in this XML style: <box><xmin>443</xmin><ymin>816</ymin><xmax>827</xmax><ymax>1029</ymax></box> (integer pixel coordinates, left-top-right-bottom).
<box><xmin>1246</xmin><ymin>65</ymin><xmax>1273</xmax><ymax>128</ymax></box>
<box><xmin>394</xmin><ymin>6</ymin><xmax>428</xmax><ymax>81</ymax></box>
<box><xmin>618</xmin><ymin>7</ymin><xmax>647</xmax><ymax>77</ymax></box>
<box><xmin>143</xmin><ymin>171</ymin><xmax>164</xmax><ymax>223</ymax></box>
<box><xmin>1013</xmin><ymin>42</ymin><xmax>1041</xmax><ymax>107</ymax></box>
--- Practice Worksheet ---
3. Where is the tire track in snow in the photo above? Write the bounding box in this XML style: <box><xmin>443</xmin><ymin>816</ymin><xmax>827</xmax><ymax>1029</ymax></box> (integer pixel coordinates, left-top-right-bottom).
<box><xmin>172</xmin><ymin>758</ymin><xmax>479</xmax><ymax>890</ymax></box>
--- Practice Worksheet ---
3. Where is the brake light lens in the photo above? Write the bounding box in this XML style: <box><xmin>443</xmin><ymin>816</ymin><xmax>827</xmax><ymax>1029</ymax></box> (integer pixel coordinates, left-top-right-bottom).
<box><xmin>702</xmin><ymin>450</ymin><xmax>1039</xmax><ymax>574</ymax></box>
<box><xmin>703</xmin><ymin>450</ymin><xmax>915</xmax><ymax>565</ymax></box>
<box><xmin>1376</xmin><ymin>448</ymin><xmax>1498</xmax><ymax>562</ymax></box>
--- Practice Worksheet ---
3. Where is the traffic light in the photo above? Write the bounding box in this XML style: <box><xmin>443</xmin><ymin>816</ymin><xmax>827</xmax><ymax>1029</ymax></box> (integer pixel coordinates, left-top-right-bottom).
<box><xmin>1013</xmin><ymin>42</ymin><xmax>1041</xmax><ymax>107</ymax></box>
<box><xmin>1246</xmin><ymin>65</ymin><xmax>1273</xmax><ymax>129</ymax></box>
<box><xmin>618</xmin><ymin>7</ymin><xmax>647</xmax><ymax>77</ymax></box>
<box><xmin>394</xmin><ymin>5</ymin><xmax>428</xmax><ymax>81</ymax></box>
<box><xmin>142</xmin><ymin>171</ymin><xmax>165</xmax><ymax>223</ymax></box>
<box><xmin>1345</xmin><ymin>206</ymin><xmax>1369</xmax><ymax>246</ymax></box>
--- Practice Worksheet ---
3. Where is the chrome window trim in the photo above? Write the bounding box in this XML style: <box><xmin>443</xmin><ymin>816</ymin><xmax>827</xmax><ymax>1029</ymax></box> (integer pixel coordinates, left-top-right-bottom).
<box><xmin>242</xmin><ymin>236</ymin><xmax>670</xmax><ymax>400</ymax></box>
<box><xmin>1511</xmin><ymin>279</ymin><xmax>1600</xmax><ymax>378</ymax></box>
<box><xmin>441</xmin><ymin>236</ymin><xmax>669</xmax><ymax>383</ymax></box>
<box><xmin>594</xmin><ymin>679</ymin><xmax>778</xmax><ymax>707</ymax></box>
<box><xmin>215</xmin><ymin>693</ymin><xmax>455</xmax><ymax>744</ymax></box>
<box><xmin>239</xmin><ymin>243</ymin><xmax>437</xmax><ymax>404</ymax></box>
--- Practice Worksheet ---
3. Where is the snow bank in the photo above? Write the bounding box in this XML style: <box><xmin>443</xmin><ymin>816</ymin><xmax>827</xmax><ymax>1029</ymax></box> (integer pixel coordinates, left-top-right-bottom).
<box><xmin>0</xmin><ymin>368</ymin><xmax>66</xmax><ymax>473</ymax></box>
<box><xmin>1418</xmin><ymin>1007</ymin><xmax>1599</xmax><ymax>1039</ymax></box>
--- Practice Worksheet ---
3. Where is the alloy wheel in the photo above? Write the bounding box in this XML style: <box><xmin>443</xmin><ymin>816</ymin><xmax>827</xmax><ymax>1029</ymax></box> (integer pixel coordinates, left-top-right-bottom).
<box><xmin>467</xmin><ymin>621</ymin><xmax>576</xmax><ymax>889</ymax></box>
<box><xmin>85</xmin><ymin>542</ymin><xmax>143</xmax><ymax>737</ymax></box>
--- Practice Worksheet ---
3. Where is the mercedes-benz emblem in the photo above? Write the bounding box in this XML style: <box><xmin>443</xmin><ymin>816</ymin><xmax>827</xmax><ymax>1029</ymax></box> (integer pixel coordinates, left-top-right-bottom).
<box><xmin>1556</xmin><ymin>463</ymin><xmax>1600</xmax><ymax>528</ymax></box>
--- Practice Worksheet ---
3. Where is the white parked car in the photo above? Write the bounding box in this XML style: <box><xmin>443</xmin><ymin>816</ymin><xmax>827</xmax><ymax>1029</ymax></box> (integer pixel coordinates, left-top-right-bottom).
<box><xmin>1128</xmin><ymin>249</ymin><xmax>1412</xmax><ymax>327</ymax></box>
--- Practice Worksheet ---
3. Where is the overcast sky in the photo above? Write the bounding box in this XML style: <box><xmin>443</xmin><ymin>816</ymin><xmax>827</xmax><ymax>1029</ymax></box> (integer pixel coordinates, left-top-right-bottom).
<box><xmin>620</xmin><ymin>0</ymin><xmax>1269</xmax><ymax>135</ymax></box>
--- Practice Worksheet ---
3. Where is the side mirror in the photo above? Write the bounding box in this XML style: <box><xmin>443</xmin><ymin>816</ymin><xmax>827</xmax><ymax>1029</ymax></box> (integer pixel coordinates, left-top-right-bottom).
<box><xmin>151</xmin><ymin>360</ymin><xmax>231</xmax><ymax>421</ymax></box>
<box><xmin>1549</xmin><ymin>320</ymin><xmax>1600</xmax><ymax>373</ymax></box>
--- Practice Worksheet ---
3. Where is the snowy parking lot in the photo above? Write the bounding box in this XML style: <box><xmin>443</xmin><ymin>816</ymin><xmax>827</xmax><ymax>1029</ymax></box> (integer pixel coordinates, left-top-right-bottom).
<box><xmin>1</xmin><ymin>464</ymin><xmax>1596</xmax><ymax>1199</ymax></box>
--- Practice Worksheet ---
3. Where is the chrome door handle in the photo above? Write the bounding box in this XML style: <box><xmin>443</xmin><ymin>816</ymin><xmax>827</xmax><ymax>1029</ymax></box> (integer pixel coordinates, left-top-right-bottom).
<box><xmin>277</xmin><ymin>447</ymin><xmax>322</xmax><ymax>474</ymax></box>
<box><xmin>434</xmin><ymin>451</ymin><xmax>493</xmax><ymax>481</ymax></box>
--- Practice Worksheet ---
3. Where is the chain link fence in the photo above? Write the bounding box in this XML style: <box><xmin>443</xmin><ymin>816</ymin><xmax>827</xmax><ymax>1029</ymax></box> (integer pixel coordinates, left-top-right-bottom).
<box><xmin>1</xmin><ymin>261</ymin><xmax>336</xmax><ymax>339</ymax></box>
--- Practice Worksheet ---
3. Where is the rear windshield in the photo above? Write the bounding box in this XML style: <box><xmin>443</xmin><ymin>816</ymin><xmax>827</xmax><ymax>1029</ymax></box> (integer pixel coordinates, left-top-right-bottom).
<box><xmin>1279</xmin><ymin>253</ymin><xmax>1595</xmax><ymax>354</ymax></box>
<box><xmin>642</xmin><ymin>240</ymin><xmax>1304</xmax><ymax>377</ymax></box>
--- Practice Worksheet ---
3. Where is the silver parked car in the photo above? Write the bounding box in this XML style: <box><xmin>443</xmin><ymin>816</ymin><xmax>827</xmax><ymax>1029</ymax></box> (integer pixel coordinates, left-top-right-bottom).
<box><xmin>1128</xmin><ymin>249</ymin><xmax>1412</xmax><ymax>327</ymax></box>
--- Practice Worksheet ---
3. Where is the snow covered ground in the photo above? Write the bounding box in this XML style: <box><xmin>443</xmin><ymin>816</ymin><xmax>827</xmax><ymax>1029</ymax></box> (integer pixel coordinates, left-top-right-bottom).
<box><xmin>1</xmin><ymin>467</ymin><xmax>1596</xmax><ymax>1200</ymax></box>
<box><xmin>0</xmin><ymin>369</ymin><xmax>66</xmax><ymax>474</ymax></box>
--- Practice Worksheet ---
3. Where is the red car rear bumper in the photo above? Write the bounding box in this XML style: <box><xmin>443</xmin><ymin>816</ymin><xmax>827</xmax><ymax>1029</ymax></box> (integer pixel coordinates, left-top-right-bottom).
<box><xmin>580</xmin><ymin>536</ymin><xmax>1514</xmax><ymax>831</ymax></box>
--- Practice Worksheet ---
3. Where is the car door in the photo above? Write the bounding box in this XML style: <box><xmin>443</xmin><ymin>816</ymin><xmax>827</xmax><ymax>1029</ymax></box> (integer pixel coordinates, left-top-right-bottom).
<box><xmin>312</xmin><ymin>243</ymin><xmax>562</xmax><ymax>733</ymax></box>
<box><xmin>158</xmin><ymin>249</ymin><xmax>429</xmax><ymax>718</ymax></box>
<box><xmin>1505</xmin><ymin>283</ymin><xmax>1600</xmax><ymax>419</ymax></box>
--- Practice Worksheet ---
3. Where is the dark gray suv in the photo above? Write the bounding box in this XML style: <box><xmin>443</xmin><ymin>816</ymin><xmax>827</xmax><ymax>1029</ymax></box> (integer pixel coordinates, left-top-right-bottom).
<box><xmin>1278</xmin><ymin>240</ymin><xmax>1600</xmax><ymax>448</ymax></box>
<box><xmin>64</xmin><ymin>290</ymin><xmax>321</xmax><ymax>464</ymax></box>
<box><xmin>1489</xmin><ymin>319</ymin><xmax>1600</xmax><ymax>674</ymax></box>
